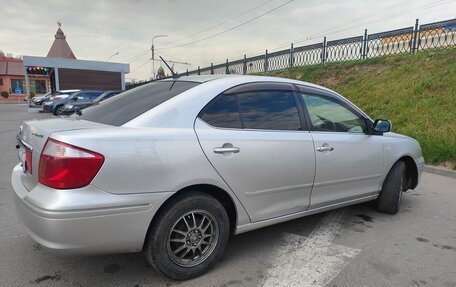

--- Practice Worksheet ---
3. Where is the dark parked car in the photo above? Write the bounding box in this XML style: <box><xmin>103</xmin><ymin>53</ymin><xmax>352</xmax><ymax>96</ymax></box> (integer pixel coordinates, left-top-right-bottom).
<box><xmin>60</xmin><ymin>90</ymin><xmax>121</xmax><ymax>115</ymax></box>
<box><xmin>42</xmin><ymin>90</ymin><xmax>104</xmax><ymax>115</ymax></box>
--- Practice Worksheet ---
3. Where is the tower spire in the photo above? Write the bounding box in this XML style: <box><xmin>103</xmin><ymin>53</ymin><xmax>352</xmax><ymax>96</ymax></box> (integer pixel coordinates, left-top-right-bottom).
<box><xmin>46</xmin><ymin>23</ymin><xmax>76</xmax><ymax>59</ymax></box>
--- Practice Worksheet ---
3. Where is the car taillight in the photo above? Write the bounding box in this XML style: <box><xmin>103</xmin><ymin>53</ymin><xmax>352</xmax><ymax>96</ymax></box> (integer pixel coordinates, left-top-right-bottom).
<box><xmin>38</xmin><ymin>138</ymin><xmax>104</xmax><ymax>189</ymax></box>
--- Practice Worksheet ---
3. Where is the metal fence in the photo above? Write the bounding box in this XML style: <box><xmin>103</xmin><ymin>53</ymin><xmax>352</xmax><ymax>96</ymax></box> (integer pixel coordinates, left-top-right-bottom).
<box><xmin>126</xmin><ymin>18</ymin><xmax>455</xmax><ymax>89</ymax></box>
<box><xmin>185</xmin><ymin>17</ymin><xmax>456</xmax><ymax>76</ymax></box>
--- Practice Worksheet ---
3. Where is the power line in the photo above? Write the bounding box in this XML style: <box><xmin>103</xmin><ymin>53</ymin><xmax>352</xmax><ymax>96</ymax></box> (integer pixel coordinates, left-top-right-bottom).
<box><xmin>130</xmin><ymin>58</ymin><xmax>151</xmax><ymax>73</ymax></box>
<box><xmin>157</xmin><ymin>50</ymin><xmax>187</xmax><ymax>63</ymax></box>
<box><xmin>249</xmin><ymin>0</ymin><xmax>452</xmax><ymax>55</ymax></box>
<box><xmin>157</xmin><ymin>0</ymin><xmax>294</xmax><ymax>50</ymax></box>
<box><xmin>293</xmin><ymin>0</ymin><xmax>452</xmax><ymax>45</ymax></box>
<box><xmin>112</xmin><ymin>0</ymin><xmax>277</xmax><ymax>66</ymax></box>
<box><xmin>165</xmin><ymin>0</ymin><xmax>276</xmax><ymax>46</ymax></box>
<box><xmin>126</xmin><ymin>50</ymin><xmax>149</xmax><ymax>64</ymax></box>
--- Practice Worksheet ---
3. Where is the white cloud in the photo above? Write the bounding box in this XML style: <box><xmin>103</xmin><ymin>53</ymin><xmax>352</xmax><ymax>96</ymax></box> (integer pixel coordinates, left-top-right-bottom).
<box><xmin>1</xmin><ymin>0</ymin><xmax>454</xmax><ymax>80</ymax></box>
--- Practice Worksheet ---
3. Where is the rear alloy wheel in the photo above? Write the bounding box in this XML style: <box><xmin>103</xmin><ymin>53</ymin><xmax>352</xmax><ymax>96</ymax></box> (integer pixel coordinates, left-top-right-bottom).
<box><xmin>144</xmin><ymin>192</ymin><xmax>229</xmax><ymax>280</ymax></box>
<box><xmin>377</xmin><ymin>161</ymin><xmax>406</xmax><ymax>214</ymax></box>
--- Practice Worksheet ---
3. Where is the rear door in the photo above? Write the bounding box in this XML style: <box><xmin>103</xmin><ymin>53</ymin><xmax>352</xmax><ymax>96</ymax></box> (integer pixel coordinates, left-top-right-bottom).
<box><xmin>194</xmin><ymin>83</ymin><xmax>316</xmax><ymax>222</ymax></box>
<box><xmin>296</xmin><ymin>87</ymin><xmax>384</xmax><ymax>208</ymax></box>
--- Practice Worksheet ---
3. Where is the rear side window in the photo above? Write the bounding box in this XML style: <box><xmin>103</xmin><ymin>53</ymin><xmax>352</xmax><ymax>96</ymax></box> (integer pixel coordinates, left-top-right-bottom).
<box><xmin>237</xmin><ymin>91</ymin><xmax>301</xmax><ymax>130</ymax></box>
<box><xmin>76</xmin><ymin>92</ymin><xmax>102</xmax><ymax>100</ymax></box>
<box><xmin>78</xmin><ymin>81</ymin><xmax>199</xmax><ymax>126</ymax></box>
<box><xmin>200</xmin><ymin>95</ymin><xmax>242</xmax><ymax>129</ymax></box>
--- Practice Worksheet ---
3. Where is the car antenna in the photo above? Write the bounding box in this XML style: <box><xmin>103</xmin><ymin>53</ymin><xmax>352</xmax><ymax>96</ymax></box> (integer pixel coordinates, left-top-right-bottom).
<box><xmin>159</xmin><ymin>56</ymin><xmax>179</xmax><ymax>79</ymax></box>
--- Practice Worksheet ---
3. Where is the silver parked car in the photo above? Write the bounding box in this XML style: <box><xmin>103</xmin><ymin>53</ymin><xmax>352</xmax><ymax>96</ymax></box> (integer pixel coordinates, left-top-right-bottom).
<box><xmin>12</xmin><ymin>75</ymin><xmax>424</xmax><ymax>279</ymax></box>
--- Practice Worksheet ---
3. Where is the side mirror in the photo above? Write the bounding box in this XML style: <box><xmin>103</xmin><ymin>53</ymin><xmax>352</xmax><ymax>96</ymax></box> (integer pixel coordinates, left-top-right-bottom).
<box><xmin>372</xmin><ymin>119</ymin><xmax>392</xmax><ymax>134</ymax></box>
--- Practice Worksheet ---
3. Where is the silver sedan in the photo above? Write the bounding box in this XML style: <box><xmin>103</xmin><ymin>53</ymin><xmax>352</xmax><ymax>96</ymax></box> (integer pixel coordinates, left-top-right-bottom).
<box><xmin>12</xmin><ymin>75</ymin><xmax>425</xmax><ymax>279</ymax></box>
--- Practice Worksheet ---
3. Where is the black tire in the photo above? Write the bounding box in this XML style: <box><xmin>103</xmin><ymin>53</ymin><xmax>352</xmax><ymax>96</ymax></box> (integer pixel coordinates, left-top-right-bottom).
<box><xmin>54</xmin><ymin>105</ymin><xmax>64</xmax><ymax>115</ymax></box>
<box><xmin>144</xmin><ymin>191</ymin><xmax>230</xmax><ymax>280</ymax></box>
<box><xmin>377</xmin><ymin>161</ymin><xmax>406</xmax><ymax>214</ymax></box>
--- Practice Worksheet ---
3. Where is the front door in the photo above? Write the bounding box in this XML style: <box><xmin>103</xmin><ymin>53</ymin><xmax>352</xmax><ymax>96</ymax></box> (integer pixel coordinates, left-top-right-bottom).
<box><xmin>194</xmin><ymin>89</ymin><xmax>315</xmax><ymax>222</ymax></box>
<box><xmin>297</xmin><ymin>91</ymin><xmax>384</xmax><ymax>209</ymax></box>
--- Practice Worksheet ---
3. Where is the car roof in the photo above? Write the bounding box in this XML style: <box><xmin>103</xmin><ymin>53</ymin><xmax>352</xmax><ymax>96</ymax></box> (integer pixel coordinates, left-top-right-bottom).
<box><xmin>161</xmin><ymin>74</ymin><xmax>240</xmax><ymax>83</ymax></box>
<box><xmin>73</xmin><ymin>90</ymin><xmax>105</xmax><ymax>93</ymax></box>
<box><xmin>165</xmin><ymin>74</ymin><xmax>333</xmax><ymax>93</ymax></box>
<box><xmin>59</xmin><ymin>89</ymin><xmax>80</xmax><ymax>92</ymax></box>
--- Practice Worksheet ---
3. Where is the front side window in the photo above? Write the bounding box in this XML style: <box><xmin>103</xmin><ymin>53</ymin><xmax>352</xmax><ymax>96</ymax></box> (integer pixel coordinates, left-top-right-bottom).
<box><xmin>237</xmin><ymin>91</ymin><xmax>301</xmax><ymax>131</ymax></box>
<box><xmin>200</xmin><ymin>95</ymin><xmax>242</xmax><ymax>129</ymax></box>
<box><xmin>300</xmin><ymin>93</ymin><xmax>366</xmax><ymax>133</ymax></box>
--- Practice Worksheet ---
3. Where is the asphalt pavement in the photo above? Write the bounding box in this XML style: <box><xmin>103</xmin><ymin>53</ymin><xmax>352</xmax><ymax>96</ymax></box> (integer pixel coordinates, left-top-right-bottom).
<box><xmin>0</xmin><ymin>104</ymin><xmax>455</xmax><ymax>287</ymax></box>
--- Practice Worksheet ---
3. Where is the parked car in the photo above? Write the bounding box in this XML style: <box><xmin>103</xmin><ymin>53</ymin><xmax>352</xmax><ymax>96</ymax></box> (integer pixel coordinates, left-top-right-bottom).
<box><xmin>33</xmin><ymin>89</ymin><xmax>80</xmax><ymax>105</ymax></box>
<box><xmin>13</xmin><ymin>75</ymin><xmax>424</xmax><ymax>280</ymax></box>
<box><xmin>48</xmin><ymin>89</ymin><xmax>81</xmax><ymax>101</ymax></box>
<box><xmin>60</xmin><ymin>90</ymin><xmax>122</xmax><ymax>115</ymax></box>
<box><xmin>42</xmin><ymin>90</ymin><xmax>104</xmax><ymax>115</ymax></box>
<box><xmin>31</xmin><ymin>92</ymin><xmax>52</xmax><ymax>105</ymax></box>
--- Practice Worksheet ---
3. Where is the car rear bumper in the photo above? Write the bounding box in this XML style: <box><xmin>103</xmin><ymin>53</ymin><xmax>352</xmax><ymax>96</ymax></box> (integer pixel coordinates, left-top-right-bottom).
<box><xmin>11</xmin><ymin>164</ymin><xmax>172</xmax><ymax>255</ymax></box>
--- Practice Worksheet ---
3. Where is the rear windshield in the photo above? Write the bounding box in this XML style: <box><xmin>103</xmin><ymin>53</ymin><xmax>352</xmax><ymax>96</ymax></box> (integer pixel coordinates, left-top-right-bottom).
<box><xmin>77</xmin><ymin>81</ymin><xmax>200</xmax><ymax>126</ymax></box>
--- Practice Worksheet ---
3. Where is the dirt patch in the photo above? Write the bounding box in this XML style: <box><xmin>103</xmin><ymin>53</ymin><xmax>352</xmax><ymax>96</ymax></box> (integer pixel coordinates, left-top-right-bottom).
<box><xmin>416</xmin><ymin>237</ymin><xmax>429</xmax><ymax>243</ymax></box>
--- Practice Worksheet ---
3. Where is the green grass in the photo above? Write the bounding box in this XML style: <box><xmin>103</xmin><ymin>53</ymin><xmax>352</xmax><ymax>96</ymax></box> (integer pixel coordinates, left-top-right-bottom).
<box><xmin>269</xmin><ymin>49</ymin><xmax>456</xmax><ymax>168</ymax></box>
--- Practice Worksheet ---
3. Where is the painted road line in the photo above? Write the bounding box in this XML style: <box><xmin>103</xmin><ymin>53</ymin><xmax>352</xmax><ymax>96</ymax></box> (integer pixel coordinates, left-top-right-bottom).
<box><xmin>262</xmin><ymin>209</ymin><xmax>361</xmax><ymax>287</ymax></box>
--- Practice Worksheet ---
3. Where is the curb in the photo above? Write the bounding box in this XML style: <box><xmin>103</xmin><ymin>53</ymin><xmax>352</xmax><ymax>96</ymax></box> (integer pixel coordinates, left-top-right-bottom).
<box><xmin>424</xmin><ymin>165</ymin><xmax>456</xmax><ymax>179</ymax></box>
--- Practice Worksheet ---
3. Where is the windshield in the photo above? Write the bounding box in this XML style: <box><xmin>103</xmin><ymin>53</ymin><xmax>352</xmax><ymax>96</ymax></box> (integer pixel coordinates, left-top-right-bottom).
<box><xmin>93</xmin><ymin>91</ymin><xmax>118</xmax><ymax>102</ymax></box>
<box><xmin>76</xmin><ymin>81</ymin><xmax>200</xmax><ymax>126</ymax></box>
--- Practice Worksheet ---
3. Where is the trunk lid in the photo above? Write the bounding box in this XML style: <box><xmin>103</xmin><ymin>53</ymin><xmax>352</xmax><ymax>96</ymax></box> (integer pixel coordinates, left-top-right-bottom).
<box><xmin>16</xmin><ymin>118</ymin><xmax>109</xmax><ymax>191</ymax></box>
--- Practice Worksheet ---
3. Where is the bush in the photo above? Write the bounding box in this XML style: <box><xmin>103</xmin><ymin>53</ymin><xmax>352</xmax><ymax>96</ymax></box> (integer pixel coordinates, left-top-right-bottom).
<box><xmin>1</xmin><ymin>91</ymin><xmax>8</xmax><ymax>99</ymax></box>
<box><xmin>29</xmin><ymin>91</ymin><xmax>35</xmax><ymax>98</ymax></box>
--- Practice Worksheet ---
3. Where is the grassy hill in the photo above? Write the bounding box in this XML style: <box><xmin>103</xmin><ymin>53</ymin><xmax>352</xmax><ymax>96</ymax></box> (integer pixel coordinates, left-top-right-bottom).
<box><xmin>269</xmin><ymin>49</ymin><xmax>456</xmax><ymax>169</ymax></box>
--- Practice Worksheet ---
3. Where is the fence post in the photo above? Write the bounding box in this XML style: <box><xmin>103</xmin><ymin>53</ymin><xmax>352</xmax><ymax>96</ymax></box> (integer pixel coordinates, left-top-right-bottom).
<box><xmin>198</xmin><ymin>66</ymin><xmax>200</xmax><ymax>75</ymax></box>
<box><xmin>322</xmin><ymin>36</ymin><xmax>327</xmax><ymax>65</ymax></box>
<box><xmin>264</xmin><ymin>50</ymin><xmax>269</xmax><ymax>73</ymax></box>
<box><xmin>289</xmin><ymin>43</ymin><xmax>294</xmax><ymax>69</ymax></box>
<box><xmin>362</xmin><ymin>29</ymin><xmax>368</xmax><ymax>59</ymax></box>
<box><xmin>210</xmin><ymin>63</ymin><xmax>214</xmax><ymax>75</ymax></box>
<box><xmin>243</xmin><ymin>54</ymin><xmax>247</xmax><ymax>75</ymax></box>
<box><xmin>412</xmin><ymin>18</ymin><xmax>420</xmax><ymax>53</ymax></box>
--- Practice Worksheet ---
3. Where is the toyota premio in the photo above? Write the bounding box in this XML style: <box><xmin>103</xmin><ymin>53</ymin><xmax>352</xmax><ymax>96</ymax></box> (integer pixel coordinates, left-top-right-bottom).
<box><xmin>12</xmin><ymin>75</ymin><xmax>424</xmax><ymax>279</ymax></box>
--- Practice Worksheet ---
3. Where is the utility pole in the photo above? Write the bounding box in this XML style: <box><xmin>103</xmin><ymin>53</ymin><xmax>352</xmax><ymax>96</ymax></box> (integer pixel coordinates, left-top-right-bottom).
<box><xmin>151</xmin><ymin>35</ymin><xmax>168</xmax><ymax>80</ymax></box>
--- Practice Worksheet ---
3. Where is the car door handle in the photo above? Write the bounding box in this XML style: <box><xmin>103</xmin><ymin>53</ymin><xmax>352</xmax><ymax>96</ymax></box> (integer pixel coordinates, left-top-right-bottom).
<box><xmin>213</xmin><ymin>147</ymin><xmax>240</xmax><ymax>154</ymax></box>
<box><xmin>316</xmin><ymin>146</ymin><xmax>334</xmax><ymax>152</ymax></box>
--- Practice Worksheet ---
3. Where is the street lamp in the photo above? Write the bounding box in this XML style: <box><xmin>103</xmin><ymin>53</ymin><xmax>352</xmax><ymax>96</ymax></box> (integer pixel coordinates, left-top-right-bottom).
<box><xmin>151</xmin><ymin>35</ymin><xmax>168</xmax><ymax>79</ymax></box>
<box><xmin>107</xmin><ymin>51</ymin><xmax>119</xmax><ymax>61</ymax></box>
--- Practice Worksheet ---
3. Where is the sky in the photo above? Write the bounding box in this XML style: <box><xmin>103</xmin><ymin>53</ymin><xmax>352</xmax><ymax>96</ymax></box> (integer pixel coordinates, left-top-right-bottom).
<box><xmin>1</xmin><ymin>0</ymin><xmax>455</xmax><ymax>81</ymax></box>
